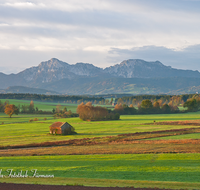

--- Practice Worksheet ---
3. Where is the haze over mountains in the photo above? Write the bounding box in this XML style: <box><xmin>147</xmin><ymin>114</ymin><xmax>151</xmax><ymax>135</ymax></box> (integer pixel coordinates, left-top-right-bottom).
<box><xmin>0</xmin><ymin>58</ymin><xmax>200</xmax><ymax>95</ymax></box>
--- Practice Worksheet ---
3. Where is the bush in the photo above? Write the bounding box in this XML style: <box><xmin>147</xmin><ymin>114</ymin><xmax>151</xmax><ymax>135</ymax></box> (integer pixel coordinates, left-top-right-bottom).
<box><xmin>44</xmin><ymin>118</ymin><xmax>47</xmax><ymax>120</ymax></box>
<box><xmin>33</xmin><ymin>118</ymin><xmax>38</xmax><ymax>121</ymax></box>
<box><xmin>54</xmin><ymin>111</ymin><xmax>78</xmax><ymax>119</ymax></box>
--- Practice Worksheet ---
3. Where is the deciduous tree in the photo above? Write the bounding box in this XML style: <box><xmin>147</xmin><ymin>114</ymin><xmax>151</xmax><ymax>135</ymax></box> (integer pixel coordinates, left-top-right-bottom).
<box><xmin>4</xmin><ymin>104</ymin><xmax>19</xmax><ymax>118</ymax></box>
<box><xmin>161</xmin><ymin>103</ymin><xmax>171</xmax><ymax>113</ymax></box>
<box><xmin>77</xmin><ymin>102</ymin><xmax>119</xmax><ymax>121</ymax></box>
<box><xmin>28</xmin><ymin>100</ymin><xmax>35</xmax><ymax>113</ymax></box>
<box><xmin>141</xmin><ymin>99</ymin><xmax>153</xmax><ymax>109</ymax></box>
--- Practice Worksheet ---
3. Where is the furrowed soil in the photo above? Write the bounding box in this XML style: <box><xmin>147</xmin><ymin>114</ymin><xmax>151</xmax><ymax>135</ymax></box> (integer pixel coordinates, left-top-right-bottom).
<box><xmin>0</xmin><ymin>183</ymin><xmax>175</xmax><ymax>190</ymax></box>
<box><xmin>0</xmin><ymin>140</ymin><xmax>199</xmax><ymax>156</ymax></box>
<box><xmin>1</xmin><ymin>127</ymin><xmax>199</xmax><ymax>149</ymax></box>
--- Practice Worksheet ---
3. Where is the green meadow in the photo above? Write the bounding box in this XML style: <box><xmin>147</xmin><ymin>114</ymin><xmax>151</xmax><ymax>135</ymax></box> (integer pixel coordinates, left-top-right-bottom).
<box><xmin>150</xmin><ymin>133</ymin><xmax>200</xmax><ymax>140</ymax></box>
<box><xmin>0</xmin><ymin>100</ymin><xmax>200</xmax><ymax>189</ymax></box>
<box><xmin>0</xmin><ymin>98</ymin><xmax>112</xmax><ymax>113</ymax></box>
<box><xmin>0</xmin><ymin>154</ymin><xmax>199</xmax><ymax>189</ymax></box>
<box><xmin>1</xmin><ymin>112</ymin><xmax>200</xmax><ymax>146</ymax></box>
<box><xmin>0</xmin><ymin>99</ymin><xmax>78</xmax><ymax>112</ymax></box>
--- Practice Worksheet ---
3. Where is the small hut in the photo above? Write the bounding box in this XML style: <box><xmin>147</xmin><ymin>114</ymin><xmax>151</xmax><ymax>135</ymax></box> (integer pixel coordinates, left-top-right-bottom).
<box><xmin>49</xmin><ymin>122</ymin><xmax>75</xmax><ymax>135</ymax></box>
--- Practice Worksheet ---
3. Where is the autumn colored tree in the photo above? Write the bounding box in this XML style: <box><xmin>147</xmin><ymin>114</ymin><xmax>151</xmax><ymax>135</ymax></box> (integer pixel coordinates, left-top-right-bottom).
<box><xmin>56</xmin><ymin>104</ymin><xmax>61</xmax><ymax>113</ymax></box>
<box><xmin>153</xmin><ymin>101</ymin><xmax>160</xmax><ymax>109</ymax></box>
<box><xmin>113</xmin><ymin>103</ymin><xmax>136</xmax><ymax>115</ymax></box>
<box><xmin>63</xmin><ymin>107</ymin><xmax>67</xmax><ymax>113</ymax></box>
<box><xmin>77</xmin><ymin>102</ymin><xmax>119</xmax><ymax>121</ymax></box>
<box><xmin>4</xmin><ymin>104</ymin><xmax>19</xmax><ymax>118</ymax></box>
<box><xmin>153</xmin><ymin>101</ymin><xmax>160</xmax><ymax>113</ymax></box>
<box><xmin>114</xmin><ymin>103</ymin><xmax>123</xmax><ymax>110</ymax></box>
<box><xmin>157</xmin><ymin>99</ymin><xmax>163</xmax><ymax>107</ymax></box>
<box><xmin>132</xmin><ymin>99</ymin><xmax>137</xmax><ymax>106</ymax></box>
<box><xmin>28</xmin><ymin>100</ymin><xmax>35</xmax><ymax>113</ymax></box>
<box><xmin>117</xmin><ymin>98</ymin><xmax>123</xmax><ymax>104</ymax></box>
<box><xmin>168</xmin><ymin>101</ymin><xmax>179</xmax><ymax>112</ymax></box>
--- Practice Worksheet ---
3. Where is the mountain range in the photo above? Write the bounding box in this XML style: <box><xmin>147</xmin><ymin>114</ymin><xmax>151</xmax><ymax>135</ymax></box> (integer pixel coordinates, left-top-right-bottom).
<box><xmin>0</xmin><ymin>58</ymin><xmax>200</xmax><ymax>95</ymax></box>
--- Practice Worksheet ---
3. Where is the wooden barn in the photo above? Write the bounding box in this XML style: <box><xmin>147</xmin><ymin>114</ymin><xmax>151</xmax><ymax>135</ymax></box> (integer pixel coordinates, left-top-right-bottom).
<box><xmin>49</xmin><ymin>122</ymin><xmax>75</xmax><ymax>135</ymax></box>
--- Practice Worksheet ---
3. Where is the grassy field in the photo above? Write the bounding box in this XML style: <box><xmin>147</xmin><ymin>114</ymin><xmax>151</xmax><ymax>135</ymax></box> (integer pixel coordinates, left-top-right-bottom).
<box><xmin>0</xmin><ymin>99</ymin><xmax>79</xmax><ymax>112</ymax></box>
<box><xmin>150</xmin><ymin>133</ymin><xmax>200</xmax><ymax>140</ymax></box>
<box><xmin>1</xmin><ymin>112</ymin><xmax>200</xmax><ymax>146</ymax></box>
<box><xmin>0</xmin><ymin>154</ymin><xmax>199</xmax><ymax>189</ymax></box>
<box><xmin>0</xmin><ymin>103</ymin><xmax>200</xmax><ymax>189</ymax></box>
<box><xmin>0</xmin><ymin>113</ymin><xmax>54</xmax><ymax>124</ymax></box>
<box><xmin>0</xmin><ymin>99</ymin><xmax>113</xmax><ymax>113</ymax></box>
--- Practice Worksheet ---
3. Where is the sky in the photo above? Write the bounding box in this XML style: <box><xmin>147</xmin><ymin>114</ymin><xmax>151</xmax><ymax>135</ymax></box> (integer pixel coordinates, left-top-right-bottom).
<box><xmin>0</xmin><ymin>0</ymin><xmax>200</xmax><ymax>74</ymax></box>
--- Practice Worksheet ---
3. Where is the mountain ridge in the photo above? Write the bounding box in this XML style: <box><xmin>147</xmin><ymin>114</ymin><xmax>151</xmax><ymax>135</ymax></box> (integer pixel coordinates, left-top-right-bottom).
<box><xmin>2</xmin><ymin>58</ymin><xmax>200</xmax><ymax>79</ymax></box>
<box><xmin>1</xmin><ymin>58</ymin><xmax>200</xmax><ymax>95</ymax></box>
<box><xmin>104</xmin><ymin>59</ymin><xmax>200</xmax><ymax>78</ymax></box>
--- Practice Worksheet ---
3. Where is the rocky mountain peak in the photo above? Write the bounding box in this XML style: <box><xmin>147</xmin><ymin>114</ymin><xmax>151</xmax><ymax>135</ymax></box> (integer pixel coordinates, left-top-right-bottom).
<box><xmin>38</xmin><ymin>58</ymin><xmax>69</xmax><ymax>71</ymax></box>
<box><xmin>104</xmin><ymin>59</ymin><xmax>200</xmax><ymax>78</ymax></box>
<box><xmin>119</xmin><ymin>59</ymin><xmax>164</xmax><ymax>67</ymax></box>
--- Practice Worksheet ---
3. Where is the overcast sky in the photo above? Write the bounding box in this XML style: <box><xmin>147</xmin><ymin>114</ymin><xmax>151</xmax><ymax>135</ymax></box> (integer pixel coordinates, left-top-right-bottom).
<box><xmin>0</xmin><ymin>0</ymin><xmax>200</xmax><ymax>74</ymax></box>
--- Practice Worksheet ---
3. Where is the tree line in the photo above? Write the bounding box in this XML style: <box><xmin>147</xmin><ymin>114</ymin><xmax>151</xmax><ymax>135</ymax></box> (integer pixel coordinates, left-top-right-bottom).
<box><xmin>0</xmin><ymin>100</ymin><xmax>52</xmax><ymax>117</ymax></box>
<box><xmin>115</xmin><ymin>94</ymin><xmax>200</xmax><ymax>108</ymax></box>
<box><xmin>77</xmin><ymin>102</ymin><xmax>120</xmax><ymax>121</ymax></box>
<box><xmin>0</xmin><ymin>93</ymin><xmax>105</xmax><ymax>104</ymax></box>
<box><xmin>53</xmin><ymin>106</ymin><xmax>78</xmax><ymax>118</ymax></box>
<box><xmin>114</xmin><ymin>96</ymin><xmax>200</xmax><ymax>115</ymax></box>
<box><xmin>1</xmin><ymin>94</ymin><xmax>200</xmax><ymax>118</ymax></box>
<box><xmin>1</xmin><ymin>93</ymin><xmax>199</xmax><ymax>106</ymax></box>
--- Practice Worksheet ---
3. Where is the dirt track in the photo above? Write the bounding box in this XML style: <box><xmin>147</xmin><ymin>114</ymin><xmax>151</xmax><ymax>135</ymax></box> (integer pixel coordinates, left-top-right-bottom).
<box><xmin>0</xmin><ymin>183</ymin><xmax>172</xmax><ymax>190</ymax></box>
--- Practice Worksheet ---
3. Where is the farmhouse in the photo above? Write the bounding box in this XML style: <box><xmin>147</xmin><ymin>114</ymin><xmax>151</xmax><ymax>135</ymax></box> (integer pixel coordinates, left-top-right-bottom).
<box><xmin>49</xmin><ymin>122</ymin><xmax>75</xmax><ymax>135</ymax></box>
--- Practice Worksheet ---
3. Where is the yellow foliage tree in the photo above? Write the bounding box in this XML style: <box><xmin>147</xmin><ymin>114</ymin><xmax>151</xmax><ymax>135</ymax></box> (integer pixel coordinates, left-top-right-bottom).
<box><xmin>4</xmin><ymin>104</ymin><xmax>19</xmax><ymax>118</ymax></box>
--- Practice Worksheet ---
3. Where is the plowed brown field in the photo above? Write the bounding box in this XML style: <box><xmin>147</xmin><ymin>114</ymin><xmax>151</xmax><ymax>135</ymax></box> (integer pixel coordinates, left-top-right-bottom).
<box><xmin>0</xmin><ymin>183</ymin><xmax>172</xmax><ymax>190</ymax></box>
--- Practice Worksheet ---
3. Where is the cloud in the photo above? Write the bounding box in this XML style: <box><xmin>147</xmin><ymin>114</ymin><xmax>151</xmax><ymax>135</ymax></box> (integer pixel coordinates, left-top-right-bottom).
<box><xmin>4</xmin><ymin>2</ymin><xmax>41</xmax><ymax>9</ymax></box>
<box><xmin>0</xmin><ymin>48</ymin><xmax>109</xmax><ymax>74</ymax></box>
<box><xmin>108</xmin><ymin>45</ymin><xmax>200</xmax><ymax>71</ymax></box>
<box><xmin>0</xmin><ymin>0</ymin><xmax>200</xmax><ymax>73</ymax></box>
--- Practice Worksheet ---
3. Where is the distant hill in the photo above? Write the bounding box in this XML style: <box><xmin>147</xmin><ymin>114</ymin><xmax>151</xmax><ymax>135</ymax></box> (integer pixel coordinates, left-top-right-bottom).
<box><xmin>0</xmin><ymin>58</ymin><xmax>200</xmax><ymax>95</ymax></box>
<box><xmin>168</xmin><ymin>85</ymin><xmax>200</xmax><ymax>95</ymax></box>
<box><xmin>0</xmin><ymin>86</ymin><xmax>60</xmax><ymax>95</ymax></box>
<box><xmin>35</xmin><ymin>76</ymin><xmax>200</xmax><ymax>95</ymax></box>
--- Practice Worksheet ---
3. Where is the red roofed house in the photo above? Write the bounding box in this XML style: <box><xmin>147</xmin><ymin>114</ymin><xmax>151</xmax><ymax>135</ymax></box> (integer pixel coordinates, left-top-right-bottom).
<box><xmin>49</xmin><ymin>122</ymin><xmax>75</xmax><ymax>135</ymax></box>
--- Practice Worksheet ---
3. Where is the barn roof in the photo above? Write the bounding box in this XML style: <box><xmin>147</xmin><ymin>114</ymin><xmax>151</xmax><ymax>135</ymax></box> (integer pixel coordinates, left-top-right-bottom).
<box><xmin>49</xmin><ymin>122</ymin><xmax>65</xmax><ymax>128</ymax></box>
